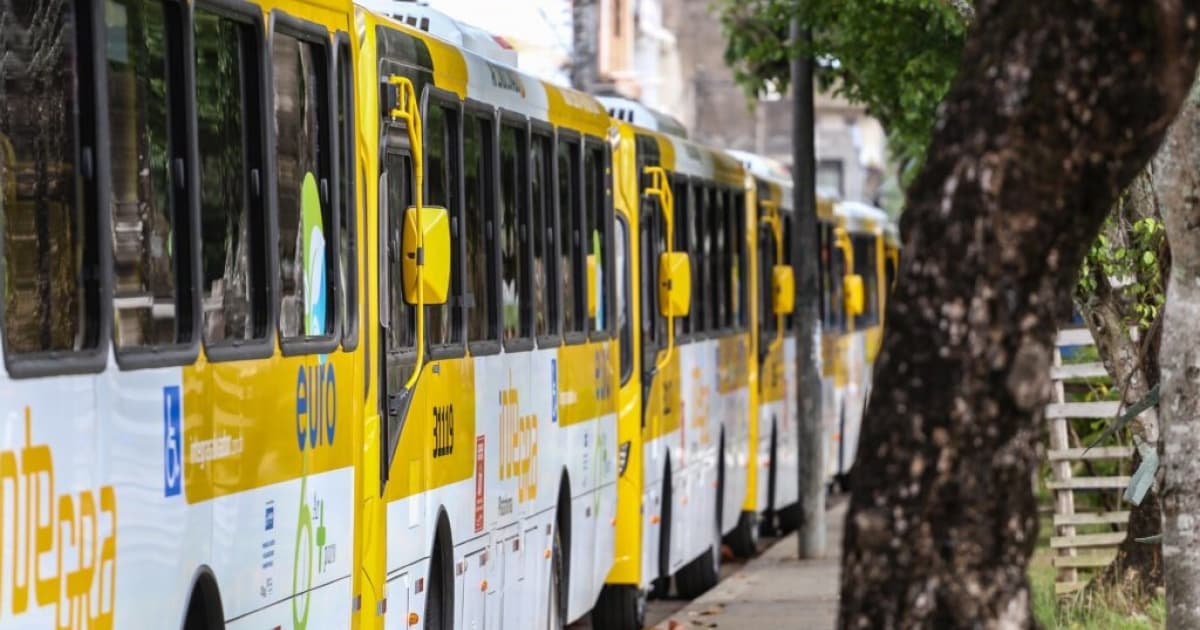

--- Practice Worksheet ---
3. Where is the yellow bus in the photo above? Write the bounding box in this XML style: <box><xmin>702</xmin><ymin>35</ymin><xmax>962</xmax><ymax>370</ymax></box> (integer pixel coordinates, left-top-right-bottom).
<box><xmin>820</xmin><ymin>201</ymin><xmax>892</xmax><ymax>488</ymax></box>
<box><xmin>0</xmin><ymin>1</ymin><xmax>624</xmax><ymax>628</ymax></box>
<box><xmin>592</xmin><ymin>98</ymin><xmax>754</xmax><ymax>628</ymax></box>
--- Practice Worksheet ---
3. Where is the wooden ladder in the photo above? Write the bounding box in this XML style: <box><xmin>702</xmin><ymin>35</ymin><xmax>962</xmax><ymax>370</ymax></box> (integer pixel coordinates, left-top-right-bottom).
<box><xmin>1045</xmin><ymin>327</ymin><xmax>1133</xmax><ymax>595</ymax></box>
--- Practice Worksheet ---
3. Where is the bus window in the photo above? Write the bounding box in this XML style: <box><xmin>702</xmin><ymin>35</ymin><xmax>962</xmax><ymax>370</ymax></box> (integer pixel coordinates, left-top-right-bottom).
<box><xmin>274</xmin><ymin>30</ymin><xmax>335</xmax><ymax>341</ymax></box>
<box><xmin>2</xmin><ymin>0</ymin><xmax>102</xmax><ymax>356</ymax></box>
<box><xmin>731</xmin><ymin>191</ymin><xmax>747</xmax><ymax>330</ymax></box>
<box><xmin>426</xmin><ymin>101</ymin><xmax>462</xmax><ymax>347</ymax></box>
<box><xmin>758</xmin><ymin>223</ymin><xmax>778</xmax><ymax>354</ymax></box>
<box><xmin>465</xmin><ymin>114</ymin><xmax>497</xmax><ymax>344</ymax></box>
<box><xmin>531</xmin><ymin>132</ymin><xmax>558</xmax><ymax>339</ymax></box>
<box><xmin>109</xmin><ymin>0</ymin><xmax>191</xmax><ymax>351</ymax></box>
<box><xmin>557</xmin><ymin>137</ymin><xmax>584</xmax><ymax>339</ymax></box>
<box><xmin>499</xmin><ymin>122</ymin><xmax>529</xmax><ymax>343</ymax></box>
<box><xmin>852</xmin><ymin>233</ymin><xmax>879</xmax><ymax>327</ymax></box>
<box><xmin>617</xmin><ymin>217</ymin><xmax>632</xmax><ymax>383</ymax></box>
<box><xmin>672</xmin><ymin>176</ymin><xmax>690</xmax><ymax>336</ymax></box>
<box><xmin>689</xmin><ymin>182</ymin><xmax>705</xmax><ymax>334</ymax></box>
<box><xmin>384</xmin><ymin>151</ymin><xmax>415</xmax><ymax>352</ymax></box>
<box><xmin>584</xmin><ymin>139</ymin><xmax>609</xmax><ymax>336</ymax></box>
<box><xmin>712</xmin><ymin>187</ymin><xmax>728</xmax><ymax>330</ymax></box>
<box><xmin>195</xmin><ymin>8</ymin><xmax>267</xmax><ymax>346</ymax></box>
<box><xmin>337</xmin><ymin>40</ymin><xmax>358</xmax><ymax>350</ymax></box>
<box><xmin>639</xmin><ymin>200</ymin><xmax>666</xmax><ymax>370</ymax></box>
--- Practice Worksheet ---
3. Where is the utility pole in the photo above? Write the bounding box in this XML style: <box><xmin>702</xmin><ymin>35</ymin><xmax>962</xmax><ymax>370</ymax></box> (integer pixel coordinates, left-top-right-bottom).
<box><xmin>791</xmin><ymin>16</ymin><xmax>825</xmax><ymax>559</ymax></box>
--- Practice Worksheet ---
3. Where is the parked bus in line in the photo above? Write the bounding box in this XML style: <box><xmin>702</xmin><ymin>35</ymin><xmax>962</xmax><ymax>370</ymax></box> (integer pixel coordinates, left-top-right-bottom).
<box><xmin>0</xmin><ymin>1</ymin><xmax>622</xmax><ymax>628</ymax></box>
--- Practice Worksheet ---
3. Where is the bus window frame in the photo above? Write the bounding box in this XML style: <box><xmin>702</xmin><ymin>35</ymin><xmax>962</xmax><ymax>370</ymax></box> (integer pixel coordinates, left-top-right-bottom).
<box><xmin>616</xmin><ymin>214</ymin><xmax>634</xmax><ymax>385</ymax></box>
<box><xmin>584</xmin><ymin>135</ymin><xmax>614</xmax><ymax>343</ymax></box>
<box><xmin>1</xmin><ymin>0</ymin><xmax>110</xmax><ymax>378</ymax></box>
<box><xmin>463</xmin><ymin>98</ymin><xmax>502</xmax><ymax>357</ymax></box>
<box><xmin>271</xmin><ymin>11</ymin><xmax>341</xmax><ymax>357</ymax></box>
<box><xmin>194</xmin><ymin>0</ymin><xmax>275</xmax><ymax>364</ymax></box>
<box><xmin>670</xmin><ymin>173</ymin><xmax>691</xmax><ymax>341</ymax></box>
<box><xmin>498</xmin><ymin>109</ymin><xmax>535</xmax><ymax>352</ymax></box>
<box><xmin>423</xmin><ymin>86</ymin><xmax>468</xmax><ymax>361</ymax></box>
<box><xmin>335</xmin><ymin>32</ymin><xmax>359</xmax><ymax>353</ymax></box>
<box><xmin>108</xmin><ymin>0</ymin><xmax>204</xmax><ymax>371</ymax></box>
<box><xmin>731</xmin><ymin>188</ymin><xmax>748</xmax><ymax>332</ymax></box>
<box><xmin>556</xmin><ymin>127</ymin><xmax>589</xmax><ymax>347</ymax></box>
<box><xmin>530</xmin><ymin>118</ymin><xmax>562</xmax><ymax>350</ymax></box>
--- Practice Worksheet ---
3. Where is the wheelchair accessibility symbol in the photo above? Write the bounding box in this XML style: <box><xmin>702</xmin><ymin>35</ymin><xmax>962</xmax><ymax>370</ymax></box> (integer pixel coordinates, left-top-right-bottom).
<box><xmin>163</xmin><ymin>385</ymin><xmax>183</xmax><ymax>497</ymax></box>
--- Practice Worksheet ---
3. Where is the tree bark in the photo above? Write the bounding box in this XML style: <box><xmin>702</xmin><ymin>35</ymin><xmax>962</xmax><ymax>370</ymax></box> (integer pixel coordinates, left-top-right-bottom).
<box><xmin>1154</xmin><ymin>74</ymin><xmax>1200</xmax><ymax>630</ymax></box>
<box><xmin>1078</xmin><ymin>167</ymin><xmax>1165</xmax><ymax>599</ymax></box>
<box><xmin>838</xmin><ymin>1</ymin><xmax>1200</xmax><ymax>628</ymax></box>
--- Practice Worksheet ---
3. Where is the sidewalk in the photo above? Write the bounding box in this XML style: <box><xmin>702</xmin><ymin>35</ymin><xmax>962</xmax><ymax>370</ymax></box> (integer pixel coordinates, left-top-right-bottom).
<box><xmin>652</xmin><ymin>499</ymin><xmax>846</xmax><ymax>629</ymax></box>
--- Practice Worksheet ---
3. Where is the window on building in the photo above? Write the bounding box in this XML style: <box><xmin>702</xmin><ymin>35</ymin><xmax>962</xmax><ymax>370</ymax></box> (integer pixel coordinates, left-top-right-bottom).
<box><xmin>2</xmin><ymin>0</ymin><xmax>102</xmax><ymax>356</ymax></box>
<box><xmin>274</xmin><ymin>31</ymin><xmax>334</xmax><ymax>341</ymax></box>
<box><xmin>195</xmin><ymin>9</ymin><xmax>267</xmax><ymax>345</ymax></box>
<box><xmin>816</xmin><ymin>159</ymin><xmax>844</xmax><ymax>199</ymax></box>
<box><xmin>109</xmin><ymin>0</ymin><xmax>192</xmax><ymax>351</ymax></box>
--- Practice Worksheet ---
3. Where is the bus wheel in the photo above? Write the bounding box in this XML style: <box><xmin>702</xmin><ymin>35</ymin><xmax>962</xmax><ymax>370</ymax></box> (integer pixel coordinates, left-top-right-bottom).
<box><xmin>675</xmin><ymin>444</ymin><xmax>722</xmax><ymax>599</ymax></box>
<box><xmin>777</xmin><ymin>502</ymin><xmax>800</xmax><ymax>533</ymax></box>
<box><xmin>759</xmin><ymin>424</ymin><xmax>780</xmax><ymax>538</ymax></box>
<box><xmin>424</xmin><ymin>516</ymin><xmax>454</xmax><ymax>630</ymax></box>
<box><xmin>651</xmin><ymin>460</ymin><xmax>673</xmax><ymax>599</ymax></box>
<box><xmin>726</xmin><ymin>510</ymin><xmax>759</xmax><ymax>558</ymax></box>
<box><xmin>547</xmin><ymin>525</ymin><xmax>567</xmax><ymax>630</ymax></box>
<box><xmin>592</xmin><ymin>584</ymin><xmax>646</xmax><ymax>630</ymax></box>
<box><xmin>183</xmin><ymin>570</ymin><xmax>225</xmax><ymax>630</ymax></box>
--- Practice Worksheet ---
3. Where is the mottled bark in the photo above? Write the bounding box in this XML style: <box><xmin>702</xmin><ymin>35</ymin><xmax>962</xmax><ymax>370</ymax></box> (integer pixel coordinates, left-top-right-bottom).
<box><xmin>838</xmin><ymin>1</ymin><xmax>1200</xmax><ymax>628</ymax></box>
<box><xmin>1155</xmin><ymin>76</ymin><xmax>1200</xmax><ymax>630</ymax></box>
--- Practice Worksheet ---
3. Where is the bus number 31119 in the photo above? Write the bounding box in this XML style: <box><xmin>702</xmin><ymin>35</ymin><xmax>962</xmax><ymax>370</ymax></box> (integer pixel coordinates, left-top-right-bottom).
<box><xmin>433</xmin><ymin>404</ymin><xmax>455</xmax><ymax>458</ymax></box>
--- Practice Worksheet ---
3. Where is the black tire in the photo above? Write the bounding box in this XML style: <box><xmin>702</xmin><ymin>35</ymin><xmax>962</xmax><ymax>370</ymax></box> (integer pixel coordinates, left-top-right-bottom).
<box><xmin>183</xmin><ymin>573</ymin><xmax>225</xmax><ymax>630</ymax></box>
<box><xmin>726</xmin><ymin>510</ymin><xmax>760</xmax><ymax>558</ymax></box>
<box><xmin>759</xmin><ymin>423</ymin><xmax>780</xmax><ymax>538</ymax></box>
<box><xmin>777</xmin><ymin>501</ymin><xmax>800</xmax><ymax>533</ymax></box>
<box><xmin>549</xmin><ymin>526</ymin><xmax>567</xmax><ymax>630</ymax></box>
<box><xmin>675</xmin><ymin>443</ymin><xmax>723</xmax><ymax>599</ymax></box>
<box><xmin>424</xmin><ymin>527</ymin><xmax>453</xmax><ymax>630</ymax></box>
<box><xmin>592</xmin><ymin>584</ymin><xmax>646</xmax><ymax>630</ymax></box>
<box><xmin>650</xmin><ymin>462</ymin><xmax>672</xmax><ymax>600</ymax></box>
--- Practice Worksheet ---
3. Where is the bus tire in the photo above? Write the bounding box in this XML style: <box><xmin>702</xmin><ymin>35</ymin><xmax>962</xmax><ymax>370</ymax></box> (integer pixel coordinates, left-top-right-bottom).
<box><xmin>424</xmin><ymin>514</ymin><xmax>454</xmax><ymax>630</ymax></box>
<box><xmin>777</xmin><ymin>502</ymin><xmax>800</xmax><ymax>533</ymax></box>
<box><xmin>182</xmin><ymin>569</ymin><xmax>225</xmax><ymax>630</ymax></box>
<box><xmin>675</xmin><ymin>440</ymin><xmax>722</xmax><ymax>599</ymax></box>
<box><xmin>548</xmin><ymin>525</ymin><xmax>568</xmax><ymax>630</ymax></box>
<box><xmin>650</xmin><ymin>459</ymin><xmax>673</xmax><ymax>599</ymax></box>
<box><xmin>592</xmin><ymin>584</ymin><xmax>646</xmax><ymax>630</ymax></box>
<box><xmin>759</xmin><ymin>424</ymin><xmax>780</xmax><ymax>538</ymax></box>
<box><xmin>726</xmin><ymin>510</ymin><xmax>759</xmax><ymax>558</ymax></box>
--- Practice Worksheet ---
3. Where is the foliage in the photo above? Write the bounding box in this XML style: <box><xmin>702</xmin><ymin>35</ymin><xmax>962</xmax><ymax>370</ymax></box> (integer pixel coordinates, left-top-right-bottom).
<box><xmin>1077</xmin><ymin>214</ymin><xmax>1167</xmax><ymax>330</ymax></box>
<box><xmin>1030</xmin><ymin>555</ymin><xmax>1165</xmax><ymax>629</ymax></box>
<box><xmin>716</xmin><ymin>0</ymin><xmax>969</xmax><ymax>172</ymax></box>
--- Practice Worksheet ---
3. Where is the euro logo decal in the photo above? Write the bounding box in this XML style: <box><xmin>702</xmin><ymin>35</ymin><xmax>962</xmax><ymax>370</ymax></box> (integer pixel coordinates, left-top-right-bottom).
<box><xmin>163</xmin><ymin>385</ymin><xmax>182</xmax><ymax>497</ymax></box>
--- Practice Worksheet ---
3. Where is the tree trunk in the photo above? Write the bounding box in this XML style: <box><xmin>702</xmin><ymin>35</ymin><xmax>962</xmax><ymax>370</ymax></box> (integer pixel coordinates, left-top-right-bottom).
<box><xmin>1154</xmin><ymin>74</ymin><xmax>1200</xmax><ymax>630</ymax></box>
<box><xmin>569</xmin><ymin>0</ymin><xmax>599</xmax><ymax>92</ymax></box>
<box><xmin>838</xmin><ymin>1</ymin><xmax>1200</xmax><ymax>627</ymax></box>
<box><xmin>1078</xmin><ymin>169</ymin><xmax>1164</xmax><ymax>600</ymax></box>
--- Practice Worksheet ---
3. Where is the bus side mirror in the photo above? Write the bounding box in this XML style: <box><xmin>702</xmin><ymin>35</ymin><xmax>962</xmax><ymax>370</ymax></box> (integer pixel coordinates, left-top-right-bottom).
<box><xmin>658</xmin><ymin>252</ymin><xmax>691</xmax><ymax>318</ymax></box>
<box><xmin>402</xmin><ymin>205</ymin><xmax>451</xmax><ymax>305</ymax></box>
<box><xmin>587</xmin><ymin>254</ymin><xmax>598</xmax><ymax>318</ymax></box>
<box><xmin>843</xmin><ymin>273</ymin><xmax>864</xmax><ymax>316</ymax></box>
<box><xmin>773</xmin><ymin>265</ymin><xmax>795</xmax><ymax>315</ymax></box>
